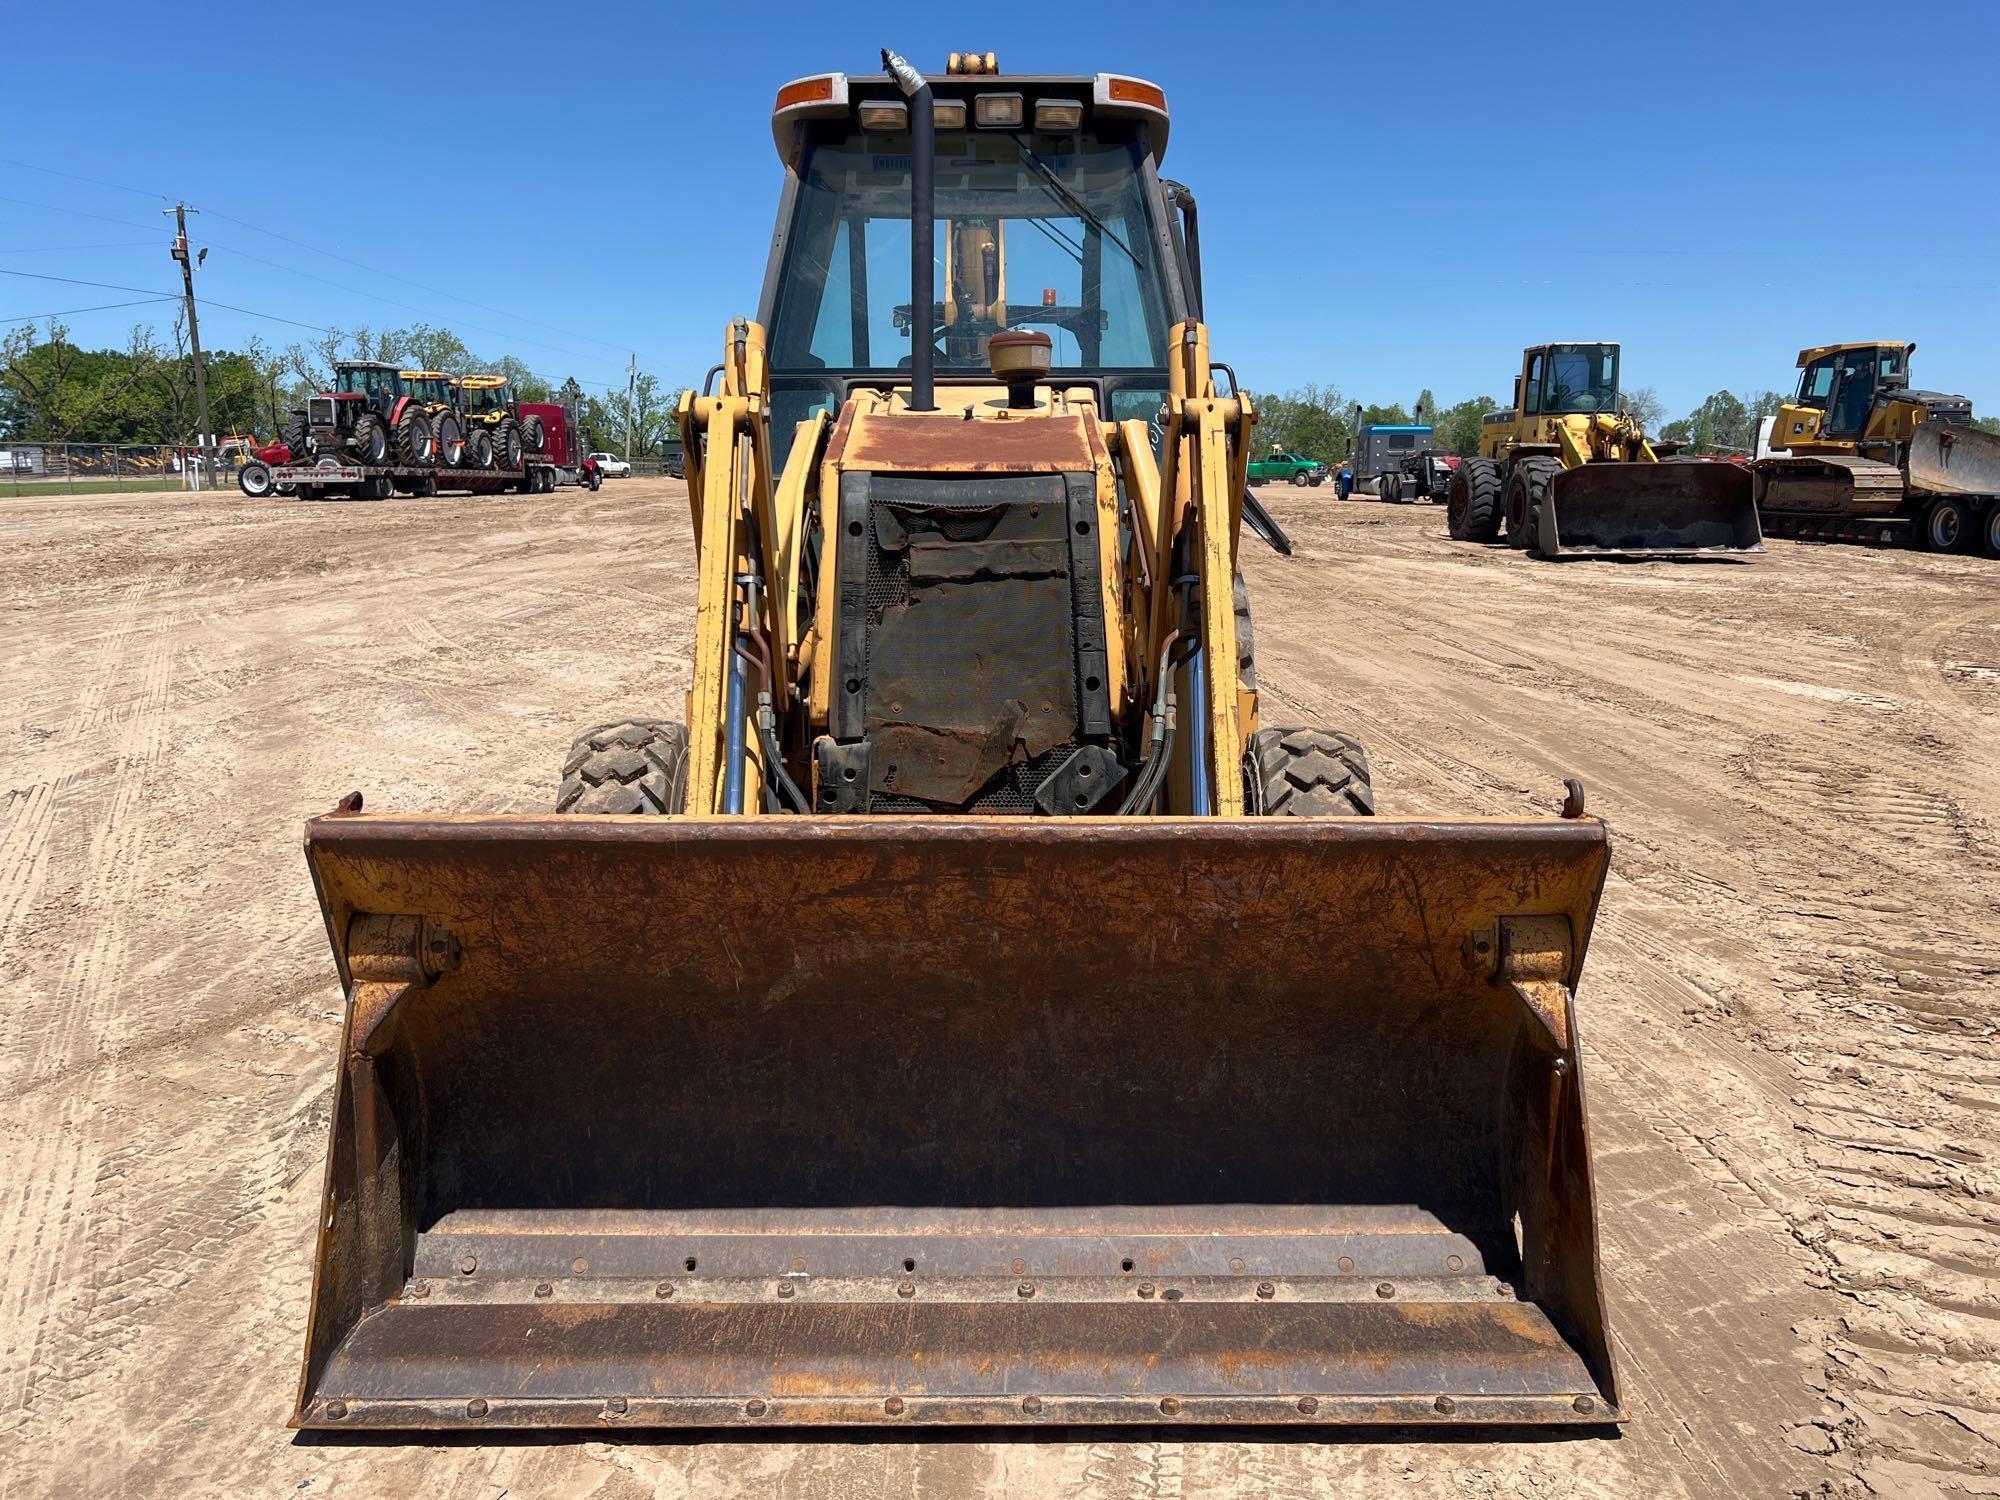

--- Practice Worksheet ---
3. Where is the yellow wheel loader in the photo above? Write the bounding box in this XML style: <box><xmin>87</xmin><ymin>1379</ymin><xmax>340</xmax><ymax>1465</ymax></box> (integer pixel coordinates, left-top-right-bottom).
<box><xmin>292</xmin><ymin>51</ymin><xmax>1625</xmax><ymax>1433</ymax></box>
<box><xmin>1753</xmin><ymin>342</ymin><xmax>2000</xmax><ymax>558</ymax></box>
<box><xmin>1448</xmin><ymin>343</ymin><xmax>1762</xmax><ymax>558</ymax></box>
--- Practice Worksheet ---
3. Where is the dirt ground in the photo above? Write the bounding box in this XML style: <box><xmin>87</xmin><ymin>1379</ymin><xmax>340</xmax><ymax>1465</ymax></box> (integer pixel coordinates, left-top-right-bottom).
<box><xmin>2</xmin><ymin>477</ymin><xmax>1994</xmax><ymax>1499</ymax></box>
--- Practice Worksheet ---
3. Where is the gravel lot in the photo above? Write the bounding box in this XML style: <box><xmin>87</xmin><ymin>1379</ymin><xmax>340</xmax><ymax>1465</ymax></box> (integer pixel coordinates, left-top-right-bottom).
<box><xmin>3</xmin><ymin>478</ymin><xmax>1994</xmax><ymax>1497</ymax></box>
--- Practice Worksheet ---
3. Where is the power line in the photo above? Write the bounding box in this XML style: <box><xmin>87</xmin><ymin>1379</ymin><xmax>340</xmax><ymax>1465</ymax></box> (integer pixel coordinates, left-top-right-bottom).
<box><xmin>0</xmin><ymin>267</ymin><xmax>177</xmax><ymax>298</ymax></box>
<box><xmin>0</xmin><ymin>241</ymin><xmax>159</xmax><ymax>255</ymax></box>
<box><xmin>0</xmin><ymin>155</ymin><xmax>173</xmax><ymax>204</ymax></box>
<box><xmin>0</xmin><ymin>175</ymin><xmax>649</xmax><ymax>385</ymax></box>
<box><xmin>2</xmin><ymin>297</ymin><xmax>178</xmax><ymax>326</ymax></box>
<box><xmin>199</xmin><ymin>206</ymin><xmax>634</xmax><ymax>355</ymax></box>
<box><xmin>0</xmin><ymin>188</ymin><xmax>645</xmax><ymax>370</ymax></box>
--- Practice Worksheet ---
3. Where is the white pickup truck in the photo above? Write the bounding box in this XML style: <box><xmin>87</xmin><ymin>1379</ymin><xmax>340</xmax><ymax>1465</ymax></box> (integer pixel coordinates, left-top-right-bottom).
<box><xmin>588</xmin><ymin>451</ymin><xmax>632</xmax><ymax>478</ymax></box>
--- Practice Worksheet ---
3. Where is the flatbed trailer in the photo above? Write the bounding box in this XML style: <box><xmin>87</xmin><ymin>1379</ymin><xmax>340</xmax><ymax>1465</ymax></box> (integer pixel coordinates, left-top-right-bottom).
<box><xmin>270</xmin><ymin>455</ymin><xmax>569</xmax><ymax>500</ymax></box>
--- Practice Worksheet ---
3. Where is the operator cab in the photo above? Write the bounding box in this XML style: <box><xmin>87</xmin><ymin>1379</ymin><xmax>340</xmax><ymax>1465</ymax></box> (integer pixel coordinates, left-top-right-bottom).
<box><xmin>336</xmin><ymin>361</ymin><xmax>402</xmax><ymax>399</ymax></box>
<box><xmin>761</xmin><ymin>64</ymin><xmax>1188</xmax><ymax>465</ymax></box>
<box><xmin>1518</xmin><ymin>343</ymin><xmax>1620</xmax><ymax>417</ymax></box>
<box><xmin>1793</xmin><ymin>343</ymin><xmax>1906</xmax><ymax>437</ymax></box>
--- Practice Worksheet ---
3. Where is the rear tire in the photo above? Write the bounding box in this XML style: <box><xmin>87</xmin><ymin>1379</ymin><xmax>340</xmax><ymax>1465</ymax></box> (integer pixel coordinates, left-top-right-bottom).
<box><xmin>1244</xmin><ymin>727</ymin><xmax>1374</xmax><ymax>817</ymax></box>
<box><xmin>395</xmin><ymin>407</ymin><xmax>436</xmax><ymax>465</ymax></box>
<box><xmin>350</xmin><ymin>412</ymin><xmax>390</xmax><ymax>466</ymax></box>
<box><xmin>1506</xmin><ymin>457</ymin><xmax>1560</xmax><ymax>552</ymax></box>
<box><xmin>1920</xmin><ymin>496</ymin><xmax>1968</xmax><ymax>553</ymax></box>
<box><xmin>1448</xmin><ymin>457</ymin><xmax>1502</xmax><ymax>541</ymax></box>
<box><xmin>466</xmin><ymin>427</ymin><xmax>495</xmax><ymax>468</ymax></box>
<box><xmin>1981</xmin><ymin>502</ymin><xmax>2000</xmax><ymax>560</ymax></box>
<box><xmin>522</xmin><ymin>414</ymin><xmax>546</xmax><ymax>453</ymax></box>
<box><xmin>558</xmin><ymin>719</ymin><xmax>690</xmax><ymax>814</ymax></box>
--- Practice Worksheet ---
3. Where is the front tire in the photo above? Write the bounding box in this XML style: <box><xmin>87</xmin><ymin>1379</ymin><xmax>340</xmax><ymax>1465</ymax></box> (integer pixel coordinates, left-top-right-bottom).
<box><xmin>1244</xmin><ymin>727</ymin><xmax>1375</xmax><ymax>817</ymax></box>
<box><xmin>282</xmin><ymin>412</ymin><xmax>310</xmax><ymax>461</ymax></box>
<box><xmin>1448</xmin><ymin>457</ymin><xmax>1503</xmax><ymax>541</ymax></box>
<box><xmin>495</xmin><ymin>416</ymin><xmax>524</xmax><ymax>470</ymax></box>
<box><xmin>1506</xmin><ymin>457</ymin><xmax>1561</xmax><ymax>552</ymax></box>
<box><xmin>558</xmin><ymin>719</ymin><xmax>690</xmax><ymax>814</ymax></box>
<box><xmin>434</xmin><ymin>411</ymin><xmax>466</xmax><ymax>466</ymax></box>
<box><xmin>1291</xmin><ymin>470</ymin><xmax>1310</xmax><ymax>488</ymax></box>
<box><xmin>1920</xmin><ymin>496</ymin><xmax>1968</xmax><ymax>553</ymax></box>
<box><xmin>395</xmin><ymin>407</ymin><xmax>436</xmax><ymax>465</ymax></box>
<box><xmin>350</xmin><ymin>412</ymin><xmax>390</xmax><ymax>466</ymax></box>
<box><xmin>237</xmin><ymin>461</ymin><xmax>274</xmax><ymax>497</ymax></box>
<box><xmin>466</xmin><ymin>427</ymin><xmax>495</xmax><ymax>468</ymax></box>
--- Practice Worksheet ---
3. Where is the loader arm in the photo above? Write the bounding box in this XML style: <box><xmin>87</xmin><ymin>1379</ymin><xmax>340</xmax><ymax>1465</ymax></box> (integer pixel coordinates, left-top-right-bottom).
<box><xmin>678</xmin><ymin>321</ymin><xmax>786</xmax><ymax>813</ymax></box>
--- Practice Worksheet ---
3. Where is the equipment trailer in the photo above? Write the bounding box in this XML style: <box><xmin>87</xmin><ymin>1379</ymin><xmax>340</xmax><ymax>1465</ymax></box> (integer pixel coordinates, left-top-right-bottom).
<box><xmin>259</xmin><ymin>399</ymin><xmax>590</xmax><ymax>499</ymax></box>
<box><xmin>269</xmin><ymin>456</ymin><xmax>563</xmax><ymax>499</ymax></box>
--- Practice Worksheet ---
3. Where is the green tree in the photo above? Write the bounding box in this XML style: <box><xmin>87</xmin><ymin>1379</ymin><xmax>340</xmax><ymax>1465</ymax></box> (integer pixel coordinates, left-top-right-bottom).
<box><xmin>394</xmin><ymin>323</ymin><xmax>476</xmax><ymax>375</ymax></box>
<box><xmin>492</xmin><ymin>355</ymin><xmax>551</xmax><ymax>402</ymax></box>
<box><xmin>1433</xmin><ymin>395</ymin><xmax>1499</xmax><ymax>456</ymax></box>
<box><xmin>0</xmin><ymin>319</ymin><xmax>160</xmax><ymax>441</ymax></box>
<box><xmin>1668</xmin><ymin>388</ymin><xmax>1788</xmax><ymax>453</ymax></box>
<box><xmin>1248</xmin><ymin>382</ymin><xmax>1349</xmax><ymax>462</ymax></box>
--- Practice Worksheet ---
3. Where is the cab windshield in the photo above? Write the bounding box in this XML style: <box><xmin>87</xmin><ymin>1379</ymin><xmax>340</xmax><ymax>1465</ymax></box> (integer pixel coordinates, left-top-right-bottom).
<box><xmin>1543</xmin><ymin>345</ymin><xmax>1619</xmax><ymax>414</ymax></box>
<box><xmin>770</xmin><ymin>126</ymin><xmax>1174</xmax><ymax>374</ymax></box>
<box><xmin>462</xmin><ymin>384</ymin><xmax>509</xmax><ymax>415</ymax></box>
<box><xmin>338</xmin><ymin>366</ymin><xmax>399</xmax><ymax>397</ymax></box>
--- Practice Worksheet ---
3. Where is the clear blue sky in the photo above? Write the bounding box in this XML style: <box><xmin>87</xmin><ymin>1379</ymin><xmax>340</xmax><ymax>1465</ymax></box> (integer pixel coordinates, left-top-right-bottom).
<box><xmin>5</xmin><ymin>1</ymin><xmax>1996</xmax><ymax>418</ymax></box>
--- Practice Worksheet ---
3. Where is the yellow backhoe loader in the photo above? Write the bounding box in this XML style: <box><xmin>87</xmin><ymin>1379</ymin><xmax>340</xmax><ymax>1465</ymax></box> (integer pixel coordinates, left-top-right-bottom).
<box><xmin>1753</xmin><ymin>341</ymin><xmax>2000</xmax><ymax>558</ymax></box>
<box><xmin>1448</xmin><ymin>344</ymin><xmax>1762</xmax><ymax>558</ymax></box>
<box><xmin>291</xmin><ymin>51</ymin><xmax>1624</xmax><ymax>1433</ymax></box>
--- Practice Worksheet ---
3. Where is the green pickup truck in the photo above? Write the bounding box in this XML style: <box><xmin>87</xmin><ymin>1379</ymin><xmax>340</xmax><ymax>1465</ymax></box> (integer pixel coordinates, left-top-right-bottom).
<box><xmin>1247</xmin><ymin>450</ymin><xmax>1329</xmax><ymax>487</ymax></box>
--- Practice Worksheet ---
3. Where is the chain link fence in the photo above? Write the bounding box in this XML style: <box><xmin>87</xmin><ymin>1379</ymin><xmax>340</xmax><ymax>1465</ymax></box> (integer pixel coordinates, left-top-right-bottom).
<box><xmin>0</xmin><ymin>441</ymin><xmax>263</xmax><ymax>496</ymax></box>
<box><xmin>2</xmin><ymin>441</ymin><xmax>690</xmax><ymax>494</ymax></box>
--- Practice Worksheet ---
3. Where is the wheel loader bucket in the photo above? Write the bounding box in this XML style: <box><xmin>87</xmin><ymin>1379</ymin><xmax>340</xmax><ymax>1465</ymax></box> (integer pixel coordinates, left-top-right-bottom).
<box><xmin>1540</xmin><ymin>461</ymin><xmax>1762</xmax><ymax>558</ymax></box>
<box><xmin>294</xmin><ymin>811</ymin><xmax>1622</xmax><ymax>1430</ymax></box>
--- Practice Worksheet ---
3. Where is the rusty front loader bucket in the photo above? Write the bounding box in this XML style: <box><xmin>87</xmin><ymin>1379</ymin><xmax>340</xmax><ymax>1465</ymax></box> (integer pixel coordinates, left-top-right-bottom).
<box><xmin>294</xmin><ymin>814</ymin><xmax>1622</xmax><ymax>1430</ymax></box>
<box><xmin>1540</xmin><ymin>461</ymin><xmax>1762</xmax><ymax>558</ymax></box>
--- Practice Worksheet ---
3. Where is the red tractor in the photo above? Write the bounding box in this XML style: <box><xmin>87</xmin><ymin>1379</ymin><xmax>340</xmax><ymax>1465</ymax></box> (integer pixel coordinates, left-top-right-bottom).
<box><xmin>283</xmin><ymin>361</ymin><xmax>438</xmax><ymax>468</ymax></box>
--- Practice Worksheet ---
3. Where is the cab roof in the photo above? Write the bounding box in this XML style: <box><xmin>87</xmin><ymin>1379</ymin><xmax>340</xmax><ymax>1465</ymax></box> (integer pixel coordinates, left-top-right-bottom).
<box><xmin>1795</xmin><ymin>342</ymin><xmax>1910</xmax><ymax>365</ymax></box>
<box><xmin>771</xmin><ymin>65</ymin><xmax>1170</xmax><ymax>164</ymax></box>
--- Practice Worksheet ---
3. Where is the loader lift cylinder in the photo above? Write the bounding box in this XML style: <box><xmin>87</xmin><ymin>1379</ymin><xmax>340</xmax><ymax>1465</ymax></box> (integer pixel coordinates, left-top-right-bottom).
<box><xmin>883</xmin><ymin>48</ymin><xmax>935</xmax><ymax>412</ymax></box>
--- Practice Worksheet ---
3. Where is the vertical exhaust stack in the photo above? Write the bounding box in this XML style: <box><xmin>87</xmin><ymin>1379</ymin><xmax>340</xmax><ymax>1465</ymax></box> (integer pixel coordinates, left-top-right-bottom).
<box><xmin>883</xmin><ymin>48</ymin><xmax>935</xmax><ymax>412</ymax></box>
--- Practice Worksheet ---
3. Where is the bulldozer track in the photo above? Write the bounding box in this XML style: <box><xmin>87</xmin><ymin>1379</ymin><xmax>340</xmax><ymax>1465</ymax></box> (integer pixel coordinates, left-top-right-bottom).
<box><xmin>0</xmin><ymin>482</ymin><xmax>1993</xmax><ymax>1496</ymax></box>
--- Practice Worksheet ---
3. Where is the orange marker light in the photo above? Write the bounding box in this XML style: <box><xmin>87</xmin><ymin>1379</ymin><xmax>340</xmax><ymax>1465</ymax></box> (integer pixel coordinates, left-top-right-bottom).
<box><xmin>774</xmin><ymin>76</ymin><xmax>836</xmax><ymax>111</ymax></box>
<box><xmin>1106</xmin><ymin>77</ymin><xmax>1167</xmax><ymax>111</ymax></box>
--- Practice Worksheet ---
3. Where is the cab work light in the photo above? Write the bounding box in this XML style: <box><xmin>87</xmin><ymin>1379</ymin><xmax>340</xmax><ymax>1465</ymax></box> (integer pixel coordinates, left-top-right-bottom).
<box><xmin>974</xmin><ymin>92</ymin><xmax>1024</xmax><ymax>128</ymax></box>
<box><xmin>858</xmin><ymin>99</ymin><xmax>908</xmax><ymax>132</ymax></box>
<box><xmin>1034</xmin><ymin>98</ymin><xmax>1083</xmax><ymax>132</ymax></box>
<box><xmin>932</xmin><ymin>99</ymin><xmax>967</xmax><ymax>130</ymax></box>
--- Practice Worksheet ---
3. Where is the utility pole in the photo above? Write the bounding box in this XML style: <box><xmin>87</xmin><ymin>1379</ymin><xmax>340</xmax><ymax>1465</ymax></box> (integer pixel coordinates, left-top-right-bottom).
<box><xmin>624</xmin><ymin>352</ymin><xmax>636</xmax><ymax>465</ymax></box>
<box><xmin>166</xmin><ymin>202</ymin><xmax>214</xmax><ymax>491</ymax></box>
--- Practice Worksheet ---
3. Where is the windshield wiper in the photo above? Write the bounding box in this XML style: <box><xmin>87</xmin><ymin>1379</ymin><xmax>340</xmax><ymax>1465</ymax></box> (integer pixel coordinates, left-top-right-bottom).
<box><xmin>1009</xmin><ymin>136</ymin><xmax>1141</xmax><ymax>269</ymax></box>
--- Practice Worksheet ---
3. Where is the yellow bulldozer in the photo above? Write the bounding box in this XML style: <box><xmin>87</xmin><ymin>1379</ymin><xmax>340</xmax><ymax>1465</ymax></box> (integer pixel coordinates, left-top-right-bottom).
<box><xmin>1753</xmin><ymin>341</ymin><xmax>2000</xmax><ymax>558</ymax></box>
<box><xmin>1448</xmin><ymin>343</ymin><xmax>1763</xmax><ymax>558</ymax></box>
<box><xmin>290</xmin><ymin>50</ymin><xmax>1623</xmax><ymax>1433</ymax></box>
